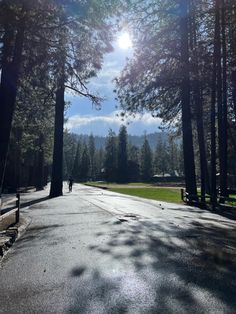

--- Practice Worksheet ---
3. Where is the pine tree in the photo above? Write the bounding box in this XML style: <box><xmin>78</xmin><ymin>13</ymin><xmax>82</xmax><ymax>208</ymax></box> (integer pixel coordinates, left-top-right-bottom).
<box><xmin>72</xmin><ymin>139</ymin><xmax>83</xmax><ymax>182</ymax></box>
<box><xmin>88</xmin><ymin>134</ymin><xmax>95</xmax><ymax>180</ymax></box>
<box><xmin>104</xmin><ymin>129</ymin><xmax>117</xmax><ymax>182</ymax></box>
<box><xmin>94</xmin><ymin>147</ymin><xmax>105</xmax><ymax>180</ymax></box>
<box><xmin>0</xmin><ymin>2</ymin><xmax>28</xmax><ymax>194</ymax></box>
<box><xmin>80</xmin><ymin>143</ymin><xmax>89</xmax><ymax>182</ymax></box>
<box><xmin>64</xmin><ymin>132</ymin><xmax>78</xmax><ymax>179</ymax></box>
<box><xmin>154</xmin><ymin>138</ymin><xmax>168</xmax><ymax>176</ymax></box>
<box><xmin>140</xmin><ymin>135</ymin><xmax>153</xmax><ymax>182</ymax></box>
<box><xmin>117</xmin><ymin>125</ymin><xmax>128</xmax><ymax>183</ymax></box>
<box><xmin>127</xmin><ymin>143</ymin><xmax>140</xmax><ymax>182</ymax></box>
<box><xmin>49</xmin><ymin>0</ymin><xmax>121</xmax><ymax>197</ymax></box>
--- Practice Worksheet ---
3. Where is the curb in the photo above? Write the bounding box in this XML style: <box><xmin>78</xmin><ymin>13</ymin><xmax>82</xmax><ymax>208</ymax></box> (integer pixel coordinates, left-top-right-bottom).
<box><xmin>0</xmin><ymin>228</ymin><xmax>18</xmax><ymax>257</ymax></box>
<box><xmin>0</xmin><ymin>217</ymin><xmax>31</xmax><ymax>260</ymax></box>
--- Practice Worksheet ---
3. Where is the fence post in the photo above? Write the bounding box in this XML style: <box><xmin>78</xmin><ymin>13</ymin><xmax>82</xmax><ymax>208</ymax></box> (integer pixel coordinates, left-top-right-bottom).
<box><xmin>181</xmin><ymin>188</ymin><xmax>184</xmax><ymax>201</ymax></box>
<box><xmin>16</xmin><ymin>193</ymin><xmax>20</xmax><ymax>223</ymax></box>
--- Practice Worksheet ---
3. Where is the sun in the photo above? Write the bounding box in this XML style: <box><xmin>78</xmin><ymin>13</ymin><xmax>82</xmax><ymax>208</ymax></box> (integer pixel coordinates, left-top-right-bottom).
<box><xmin>118</xmin><ymin>32</ymin><xmax>132</xmax><ymax>49</ymax></box>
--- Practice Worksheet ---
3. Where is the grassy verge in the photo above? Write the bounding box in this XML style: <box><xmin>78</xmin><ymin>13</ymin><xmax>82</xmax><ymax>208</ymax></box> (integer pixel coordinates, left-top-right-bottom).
<box><xmin>85</xmin><ymin>182</ymin><xmax>236</xmax><ymax>206</ymax></box>
<box><xmin>109</xmin><ymin>187</ymin><xmax>182</xmax><ymax>203</ymax></box>
<box><xmin>85</xmin><ymin>182</ymin><xmax>182</xmax><ymax>204</ymax></box>
<box><xmin>85</xmin><ymin>182</ymin><xmax>152</xmax><ymax>188</ymax></box>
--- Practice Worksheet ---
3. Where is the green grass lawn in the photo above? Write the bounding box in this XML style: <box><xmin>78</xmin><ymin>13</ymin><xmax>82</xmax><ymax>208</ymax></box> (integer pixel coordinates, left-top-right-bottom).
<box><xmin>85</xmin><ymin>182</ymin><xmax>236</xmax><ymax>206</ymax></box>
<box><xmin>86</xmin><ymin>182</ymin><xmax>151</xmax><ymax>188</ymax></box>
<box><xmin>109</xmin><ymin>187</ymin><xmax>182</xmax><ymax>203</ymax></box>
<box><xmin>85</xmin><ymin>182</ymin><xmax>182</xmax><ymax>204</ymax></box>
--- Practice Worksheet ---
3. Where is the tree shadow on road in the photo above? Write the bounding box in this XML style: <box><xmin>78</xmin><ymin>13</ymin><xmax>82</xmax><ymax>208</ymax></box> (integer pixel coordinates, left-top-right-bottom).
<box><xmin>20</xmin><ymin>196</ymin><xmax>49</xmax><ymax>209</ymax></box>
<box><xmin>68</xmin><ymin>215</ymin><xmax>236</xmax><ymax>313</ymax></box>
<box><xmin>13</xmin><ymin>223</ymin><xmax>65</xmax><ymax>252</ymax></box>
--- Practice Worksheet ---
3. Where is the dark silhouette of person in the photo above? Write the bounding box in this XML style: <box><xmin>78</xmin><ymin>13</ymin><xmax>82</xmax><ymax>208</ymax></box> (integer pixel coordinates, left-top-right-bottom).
<box><xmin>68</xmin><ymin>177</ymin><xmax>74</xmax><ymax>192</ymax></box>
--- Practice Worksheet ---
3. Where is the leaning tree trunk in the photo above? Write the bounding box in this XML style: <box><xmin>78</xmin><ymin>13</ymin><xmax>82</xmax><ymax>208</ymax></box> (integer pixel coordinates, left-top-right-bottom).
<box><xmin>179</xmin><ymin>0</ymin><xmax>197</xmax><ymax>201</ymax></box>
<box><xmin>0</xmin><ymin>8</ymin><xmax>26</xmax><ymax>197</ymax></box>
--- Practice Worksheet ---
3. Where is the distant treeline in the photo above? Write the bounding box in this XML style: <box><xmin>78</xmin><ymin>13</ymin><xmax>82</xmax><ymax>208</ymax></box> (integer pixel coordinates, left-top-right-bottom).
<box><xmin>72</xmin><ymin>132</ymin><xmax>169</xmax><ymax>150</ymax></box>
<box><xmin>64</xmin><ymin>126</ymin><xmax>184</xmax><ymax>183</ymax></box>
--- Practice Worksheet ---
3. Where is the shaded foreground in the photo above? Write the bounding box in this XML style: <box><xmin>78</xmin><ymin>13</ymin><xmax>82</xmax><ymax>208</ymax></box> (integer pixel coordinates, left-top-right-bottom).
<box><xmin>0</xmin><ymin>184</ymin><xmax>235</xmax><ymax>313</ymax></box>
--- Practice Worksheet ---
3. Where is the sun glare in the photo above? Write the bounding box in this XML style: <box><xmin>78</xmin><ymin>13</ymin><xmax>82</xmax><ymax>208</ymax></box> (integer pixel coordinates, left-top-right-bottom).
<box><xmin>118</xmin><ymin>32</ymin><xmax>132</xmax><ymax>49</ymax></box>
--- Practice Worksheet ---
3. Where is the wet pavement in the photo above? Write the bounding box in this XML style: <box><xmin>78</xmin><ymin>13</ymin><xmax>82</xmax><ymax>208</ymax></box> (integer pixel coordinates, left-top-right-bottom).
<box><xmin>0</xmin><ymin>183</ymin><xmax>235</xmax><ymax>313</ymax></box>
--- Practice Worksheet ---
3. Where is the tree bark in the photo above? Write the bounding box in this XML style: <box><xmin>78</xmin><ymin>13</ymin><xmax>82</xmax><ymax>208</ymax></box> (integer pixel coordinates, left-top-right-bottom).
<box><xmin>0</xmin><ymin>7</ymin><xmax>26</xmax><ymax>197</ymax></box>
<box><xmin>220</xmin><ymin>0</ymin><xmax>228</xmax><ymax>197</ymax></box>
<box><xmin>210</xmin><ymin>1</ymin><xmax>219</xmax><ymax>209</ymax></box>
<box><xmin>49</xmin><ymin>46</ymin><xmax>66</xmax><ymax>198</ymax></box>
<box><xmin>179</xmin><ymin>0</ymin><xmax>197</xmax><ymax>201</ymax></box>
<box><xmin>190</xmin><ymin>2</ymin><xmax>209</xmax><ymax>204</ymax></box>
<box><xmin>35</xmin><ymin>134</ymin><xmax>45</xmax><ymax>191</ymax></box>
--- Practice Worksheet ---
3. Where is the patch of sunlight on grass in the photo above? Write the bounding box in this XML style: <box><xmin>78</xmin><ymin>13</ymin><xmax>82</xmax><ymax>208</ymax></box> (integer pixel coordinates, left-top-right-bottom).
<box><xmin>109</xmin><ymin>187</ymin><xmax>182</xmax><ymax>204</ymax></box>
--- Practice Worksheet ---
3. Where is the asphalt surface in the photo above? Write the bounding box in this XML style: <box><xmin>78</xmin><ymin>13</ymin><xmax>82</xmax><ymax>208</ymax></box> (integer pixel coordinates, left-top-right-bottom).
<box><xmin>0</xmin><ymin>183</ymin><xmax>236</xmax><ymax>314</ymax></box>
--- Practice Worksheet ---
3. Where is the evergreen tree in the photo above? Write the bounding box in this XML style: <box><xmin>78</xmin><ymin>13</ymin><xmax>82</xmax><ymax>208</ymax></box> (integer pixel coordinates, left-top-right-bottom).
<box><xmin>49</xmin><ymin>0</ymin><xmax>122</xmax><ymax>197</ymax></box>
<box><xmin>167</xmin><ymin>137</ymin><xmax>179</xmax><ymax>176</ymax></box>
<box><xmin>127</xmin><ymin>143</ymin><xmax>140</xmax><ymax>182</ymax></box>
<box><xmin>0</xmin><ymin>0</ymin><xmax>59</xmax><ymax>195</ymax></box>
<box><xmin>88</xmin><ymin>134</ymin><xmax>95</xmax><ymax>180</ymax></box>
<box><xmin>80</xmin><ymin>143</ymin><xmax>90</xmax><ymax>182</ymax></box>
<box><xmin>0</xmin><ymin>2</ymin><xmax>31</xmax><ymax>194</ymax></box>
<box><xmin>64</xmin><ymin>132</ymin><xmax>78</xmax><ymax>179</ymax></box>
<box><xmin>154</xmin><ymin>138</ymin><xmax>169</xmax><ymax>176</ymax></box>
<box><xmin>72</xmin><ymin>139</ymin><xmax>83</xmax><ymax>182</ymax></box>
<box><xmin>140</xmin><ymin>135</ymin><xmax>153</xmax><ymax>182</ymax></box>
<box><xmin>104</xmin><ymin>129</ymin><xmax>117</xmax><ymax>182</ymax></box>
<box><xmin>117</xmin><ymin>125</ymin><xmax>128</xmax><ymax>182</ymax></box>
<box><xmin>94</xmin><ymin>147</ymin><xmax>105</xmax><ymax>180</ymax></box>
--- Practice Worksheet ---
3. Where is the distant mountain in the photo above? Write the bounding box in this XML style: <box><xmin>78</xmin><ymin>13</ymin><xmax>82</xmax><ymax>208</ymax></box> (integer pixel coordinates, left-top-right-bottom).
<box><xmin>128</xmin><ymin>133</ymin><xmax>168</xmax><ymax>150</ymax></box>
<box><xmin>76</xmin><ymin>132</ymin><xmax>169</xmax><ymax>150</ymax></box>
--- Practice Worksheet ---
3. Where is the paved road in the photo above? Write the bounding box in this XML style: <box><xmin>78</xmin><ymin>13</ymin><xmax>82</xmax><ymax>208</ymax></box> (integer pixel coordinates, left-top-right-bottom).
<box><xmin>0</xmin><ymin>184</ymin><xmax>236</xmax><ymax>314</ymax></box>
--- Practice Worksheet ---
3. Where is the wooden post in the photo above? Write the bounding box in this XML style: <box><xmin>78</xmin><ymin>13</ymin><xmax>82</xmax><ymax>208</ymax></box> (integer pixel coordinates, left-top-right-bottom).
<box><xmin>16</xmin><ymin>193</ymin><xmax>20</xmax><ymax>223</ymax></box>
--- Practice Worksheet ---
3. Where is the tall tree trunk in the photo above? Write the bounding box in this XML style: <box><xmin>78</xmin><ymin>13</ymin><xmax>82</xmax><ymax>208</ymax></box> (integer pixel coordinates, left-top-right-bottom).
<box><xmin>232</xmin><ymin>70</ymin><xmax>236</xmax><ymax>121</ymax></box>
<box><xmin>179</xmin><ymin>0</ymin><xmax>197</xmax><ymax>201</ymax></box>
<box><xmin>215</xmin><ymin>0</ymin><xmax>228</xmax><ymax>201</ymax></box>
<box><xmin>49</xmin><ymin>45</ymin><xmax>66</xmax><ymax>198</ymax></box>
<box><xmin>0</xmin><ymin>7</ymin><xmax>26</xmax><ymax>197</ymax></box>
<box><xmin>43</xmin><ymin>166</ymin><xmax>49</xmax><ymax>187</ymax></box>
<box><xmin>35</xmin><ymin>134</ymin><xmax>45</xmax><ymax>191</ymax></box>
<box><xmin>190</xmin><ymin>2</ymin><xmax>209</xmax><ymax>204</ymax></box>
<box><xmin>194</xmin><ymin>90</ymin><xmax>208</xmax><ymax>204</ymax></box>
<box><xmin>220</xmin><ymin>0</ymin><xmax>228</xmax><ymax>197</ymax></box>
<box><xmin>15</xmin><ymin>127</ymin><xmax>22</xmax><ymax>192</ymax></box>
<box><xmin>230</xmin><ymin>3</ymin><xmax>236</xmax><ymax>119</ymax></box>
<box><xmin>211</xmin><ymin>1</ymin><xmax>219</xmax><ymax>209</ymax></box>
<box><xmin>215</xmin><ymin>0</ymin><xmax>223</xmax><ymax>203</ymax></box>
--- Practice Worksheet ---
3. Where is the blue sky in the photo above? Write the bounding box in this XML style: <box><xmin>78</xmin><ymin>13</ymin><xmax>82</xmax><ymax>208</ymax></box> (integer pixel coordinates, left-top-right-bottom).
<box><xmin>65</xmin><ymin>35</ymin><xmax>162</xmax><ymax>136</ymax></box>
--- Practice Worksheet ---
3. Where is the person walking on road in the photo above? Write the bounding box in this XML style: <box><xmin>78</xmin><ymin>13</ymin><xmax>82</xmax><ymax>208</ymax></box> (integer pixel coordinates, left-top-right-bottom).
<box><xmin>68</xmin><ymin>177</ymin><xmax>74</xmax><ymax>192</ymax></box>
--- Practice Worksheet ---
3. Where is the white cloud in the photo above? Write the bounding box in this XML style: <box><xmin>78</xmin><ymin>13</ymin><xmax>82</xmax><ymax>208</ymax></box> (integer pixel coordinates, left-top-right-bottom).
<box><xmin>87</xmin><ymin>46</ymin><xmax>133</xmax><ymax>96</ymax></box>
<box><xmin>66</xmin><ymin>39</ymin><xmax>133</xmax><ymax>100</ymax></box>
<box><xmin>65</xmin><ymin>110</ymin><xmax>162</xmax><ymax>136</ymax></box>
<box><xmin>66</xmin><ymin>112</ymin><xmax>120</xmax><ymax>129</ymax></box>
<box><xmin>65</xmin><ymin>59</ymin><xmax>121</xmax><ymax>99</ymax></box>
